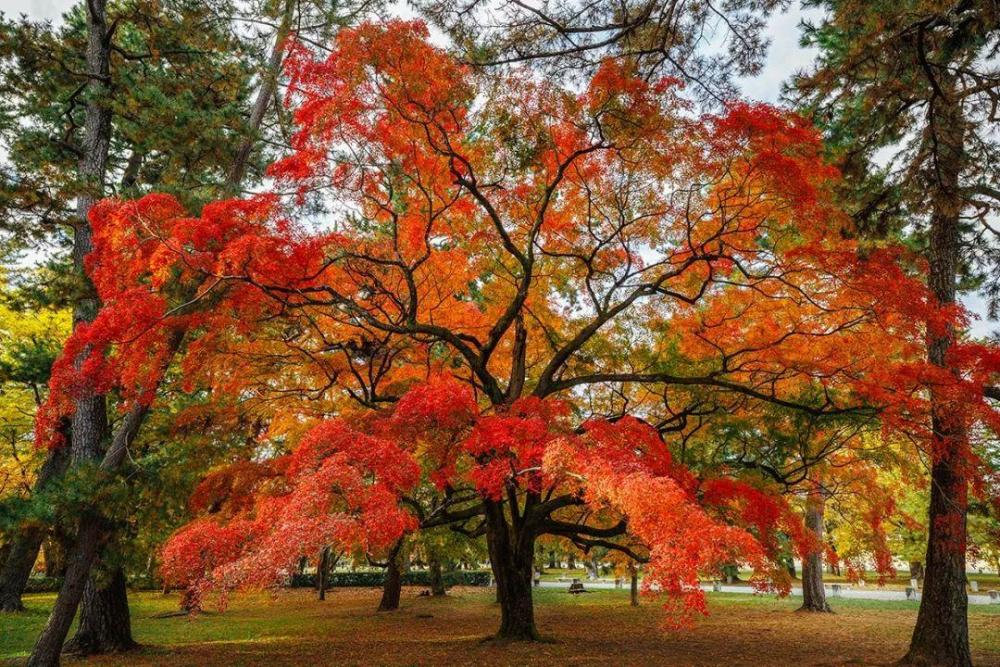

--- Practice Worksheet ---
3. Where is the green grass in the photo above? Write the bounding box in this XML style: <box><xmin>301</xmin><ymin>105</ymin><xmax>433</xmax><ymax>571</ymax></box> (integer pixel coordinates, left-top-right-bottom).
<box><xmin>538</xmin><ymin>566</ymin><xmax>1000</xmax><ymax>591</ymax></box>
<box><xmin>2</xmin><ymin>587</ymin><xmax>999</xmax><ymax>666</ymax></box>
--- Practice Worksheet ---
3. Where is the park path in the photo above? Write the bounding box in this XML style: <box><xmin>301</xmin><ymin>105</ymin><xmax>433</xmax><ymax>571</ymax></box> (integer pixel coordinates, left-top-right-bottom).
<box><xmin>536</xmin><ymin>579</ymin><xmax>998</xmax><ymax>605</ymax></box>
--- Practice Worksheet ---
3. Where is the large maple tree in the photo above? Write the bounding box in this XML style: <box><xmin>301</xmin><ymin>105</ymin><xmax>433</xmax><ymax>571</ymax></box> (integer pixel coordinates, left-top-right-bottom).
<box><xmin>34</xmin><ymin>20</ymin><xmax>1000</xmax><ymax>641</ymax></box>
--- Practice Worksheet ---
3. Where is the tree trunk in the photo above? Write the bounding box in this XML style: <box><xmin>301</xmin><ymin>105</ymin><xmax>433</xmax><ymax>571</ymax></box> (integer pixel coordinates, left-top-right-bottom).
<box><xmin>629</xmin><ymin>563</ymin><xmax>639</xmax><ymax>607</ymax></box>
<box><xmin>226</xmin><ymin>0</ymin><xmax>294</xmax><ymax>190</ymax></box>
<box><xmin>27</xmin><ymin>0</ymin><xmax>297</xmax><ymax>659</ymax></box>
<box><xmin>908</xmin><ymin>561</ymin><xmax>925</xmax><ymax>584</ymax></box>
<box><xmin>798</xmin><ymin>491</ymin><xmax>832</xmax><ymax>613</ymax></box>
<box><xmin>27</xmin><ymin>1</ymin><xmax>114</xmax><ymax>663</ymax></box>
<box><xmin>29</xmin><ymin>405</ymin><xmax>152</xmax><ymax>666</ymax></box>
<box><xmin>0</xmin><ymin>447</ymin><xmax>70</xmax><ymax>611</ymax></box>
<box><xmin>377</xmin><ymin>541</ymin><xmax>403</xmax><ymax>612</ymax></box>
<box><xmin>62</xmin><ymin>567</ymin><xmax>136</xmax><ymax>655</ymax></box>
<box><xmin>484</xmin><ymin>500</ymin><xmax>538</xmax><ymax>641</ymax></box>
<box><xmin>317</xmin><ymin>546</ymin><xmax>329</xmax><ymax>601</ymax></box>
<box><xmin>43</xmin><ymin>540</ymin><xmax>67</xmax><ymax>579</ymax></box>
<box><xmin>548</xmin><ymin>551</ymin><xmax>556</xmax><ymax>570</ymax></box>
<box><xmin>902</xmin><ymin>80</ymin><xmax>972</xmax><ymax>667</ymax></box>
<box><xmin>27</xmin><ymin>515</ymin><xmax>105</xmax><ymax>667</ymax></box>
<box><xmin>0</xmin><ymin>531</ymin><xmax>41</xmax><ymax>612</ymax></box>
<box><xmin>429</xmin><ymin>556</ymin><xmax>446</xmax><ymax>596</ymax></box>
<box><xmin>566</xmin><ymin>553</ymin><xmax>575</xmax><ymax>570</ymax></box>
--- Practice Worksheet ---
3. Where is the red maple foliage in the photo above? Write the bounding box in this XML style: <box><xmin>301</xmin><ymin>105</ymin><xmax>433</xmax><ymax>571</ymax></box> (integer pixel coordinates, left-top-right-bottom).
<box><xmin>35</xmin><ymin>20</ymin><xmax>999</xmax><ymax>636</ymax></box>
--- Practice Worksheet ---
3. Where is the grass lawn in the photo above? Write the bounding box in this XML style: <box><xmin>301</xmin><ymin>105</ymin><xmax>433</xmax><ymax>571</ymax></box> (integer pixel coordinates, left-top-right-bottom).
<box><xmin>539</xmin><ymin>567</ymin><xmax>1000</xmax><ymax>592</ymax></box>
<box><xmin>2</xmin><ymin>587</ymin><xmax>999</xmax><ymax>666</ymax></box>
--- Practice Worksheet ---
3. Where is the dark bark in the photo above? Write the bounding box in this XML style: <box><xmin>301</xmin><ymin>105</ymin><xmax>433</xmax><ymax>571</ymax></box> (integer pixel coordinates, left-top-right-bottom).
<box><xmin>566</xmin><ymin>553</ymin><xmax>575</xmax><ymax>570</ymax></box>
<box><xmin>798</xmin><ymin>492</ymin><xmax>832</xmax><ymax>613</ymax></box>
<box><xmin>317</xmin><ymin>547</ymin><xmax>329</xmax><ymax>601</ymax></box>
<box><xmin>27</xmin><ymin>0</ymin><xmax>114</xmax><ymax>662</ymax></box>
<box><xmin>484</xmin><ymin>500</ymin><xmax>538</xmax><ymax>641</ymax></box>
<box><xmin>548</xmin><ymin>551</ymin><xmax>556</xmax><ymax>570</ymax></box>
<box><xmin>428</xmin><ymin>556</ymin><xmax>446</xmax><ymax>596</ymax></box>
<box><xmin>629</xmin><ymin>563</ymin><xmax>639</xmax><ymax>607</ymax></box>
<box><xmin>27</xmin><ymin>0</ymin><xmax>296</xmax><ymax>658</ymax></box>
<box><xmin>902</xmin><ymin>80</ymin><xmax>972</xmax><ymax>667</ymax></box>
<box><xmin>377</xmin><ymin>541</ymin><xmax>403</xmax><ymax>612</ymax></box>
<box><xmin>908</xmin><ymin>561</ymin><xmax>925</xmax><ymax>584</ymax></box>
<box><xmin>29</xmin><ymin>404</ymin><xmax>151</xmax><ymax>666</ymax></box>
<box><xmin>62</xmin><ymin>567</ymin><xmax>136</xmax><ymax>656</ymax></box>
<box><xmin>0</xmin><ymin>448</ymin><xmax>70</xmax><ymax>612</ymax></box>
<box><xmin>43</xmin><ymin>540</ymin><xmax>66</xmax><ymax>579</ymax></box>
<box><xmin>27</xmin><ymin>514</ymin><xmax>106</xmax><ymax>667</ymax></box>
<box><xmin>785</xmin><ymin>557</ymin><xmax>796</xmax><ymax>580</ymax></box>
<box><xmin>0</xmin><ymin>534</ymin><xmax>38</xmax><ymax>613</ymax></box>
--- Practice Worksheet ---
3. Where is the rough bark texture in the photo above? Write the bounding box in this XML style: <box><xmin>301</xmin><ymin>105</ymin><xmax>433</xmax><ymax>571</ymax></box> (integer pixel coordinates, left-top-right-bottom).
<box><xmin>0</xmin><ymin>448</ymin><xmax>69</xmax><ymax>612</ymax></box>
<box><xmin>798</xmin><ymin>492</ymin><xmax>832</xmax><ymax>613</ymax></box>
<box><xmin>0</xmin><ymin>534</ymin><xmax>40</xmax><ymax>613</ymax></box>
<box><xmin>429</xmin><ymin>556</ymin><xmax>446</xmax><ymax>596</ymax></box>
<box><xmin>27</xmin><ymin>516</ymin><xmax>105</xmax><ymax>667</ymax></box>
<box><xmin>28</xmin><ymin>0</ymin><xmax>295</xmax><ymax>660</ymax></box>
<box><xmin>27</xmin><ymin>1</ymin><xmax>115</xmax><ymax>663</ymax></box>
<box><xmin>485</xmin><ymin>500</ymin><xmax>538</xmax><ymax>641</ymax></box>
<box><xmin>902</xmin><ymin>80</ymin><xmax>972</xmax><ymax>667</ymax></box>
<box><xmin>62</xmin><ymin>567</ymin><xmax>136</xmax><ymax>656</ymax></box>
<box><xmin>377</xmin><ymin>542</ymin><xmax>403</xmax><ymax>612</ymax></box>
<box><xmin>29</xmin><ymin>404</ymin><xmax>152</xmax><ymax>667</ymax></box>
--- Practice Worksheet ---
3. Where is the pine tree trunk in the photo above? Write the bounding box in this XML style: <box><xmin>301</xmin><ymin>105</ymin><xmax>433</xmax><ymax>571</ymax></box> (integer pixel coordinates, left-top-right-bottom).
<box><xmin>902</xmin><ymin>80</ymin><xmax>972</xmax><ymax>667</ymax></box>
<box><xmin>429</xmin><ymin>556</ymin><xmax>446</xmax><ymax>596</ymax></box>
<box><xmin>378</xmin><ymin>542</ymin><xmax>403</xmax><ymax>612</ymax></box>
<box><xmin>43</xmin><ymin>540</ymin><xmax>66</xmax><ymax>579</ymax></box>
<box><xmin>798</xmin><ymin>491</ymin><xmax>831</xmax><ymax>613</ymax></box>
<box><xmin>62</xmin><ymin>567</ymin><xmax>136</xmax><ymax>655</ymax></box>
<box><xmin>0</xmin><ymin>530</ymin><xmax>41</xmax><ymax>612</ymax></box>
<box><xmin>484</xmin><ymin>500</ymin><xmax>538</xmax><ymax>641</ymax></box>
<box><xmin>27</xmin><ymin>515</ymin><xmax>105</xmax><ymax>667</ymax></box>
<box><xmin>28</xmin><ymin>0</ymin><xmax>297</xmax><ymax>659</ymax></box>
<box><xmin>0</xmin><ymin>448</ymin><xmax>69</xmax><ymax>612</ymax></box>
<box><xmin>27</xmin><ymin>1</ymin><xmax>113</xmax><ymax>663</ymax></box>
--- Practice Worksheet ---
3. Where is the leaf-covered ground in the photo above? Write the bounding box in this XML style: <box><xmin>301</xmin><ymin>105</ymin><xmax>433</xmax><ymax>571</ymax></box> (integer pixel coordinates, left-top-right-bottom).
<box><xmin>2</xmin><ymin>587</ymin><xmax>998</xmax><ymax>666</ymax></box>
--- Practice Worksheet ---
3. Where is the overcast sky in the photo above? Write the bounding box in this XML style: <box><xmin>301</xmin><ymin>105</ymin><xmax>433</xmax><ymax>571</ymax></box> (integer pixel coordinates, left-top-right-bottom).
<box><xmin>1</xmin><ymin>0</ymin><xmax>995</xmax><ymax>335</ymax></box>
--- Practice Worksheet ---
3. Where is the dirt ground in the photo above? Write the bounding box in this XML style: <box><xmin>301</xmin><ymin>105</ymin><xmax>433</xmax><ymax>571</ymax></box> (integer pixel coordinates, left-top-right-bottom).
<box><xmin>3</xmin><ymin>587</ymin><xmax>999</xmax><ymax>666</ymax></box>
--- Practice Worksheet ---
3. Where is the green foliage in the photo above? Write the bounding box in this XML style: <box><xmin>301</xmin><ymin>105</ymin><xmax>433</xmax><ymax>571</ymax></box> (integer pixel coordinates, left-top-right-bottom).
<box><xmin>793</xmin><ymin>1</ymin><xmax>1000</xmax><ymax>311</ymax></box>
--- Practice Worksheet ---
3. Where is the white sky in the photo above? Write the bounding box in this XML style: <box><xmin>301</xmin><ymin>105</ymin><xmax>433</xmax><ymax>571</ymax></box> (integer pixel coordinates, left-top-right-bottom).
<box><xmin>0</xmin><ymin>0</ymin><xmax>69</xmax><ymax>21</ymax></box>
<box><xmin>1</xmin><ymin>0</ymin><xmax>995</xmax><ymax>336</ymax></box>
